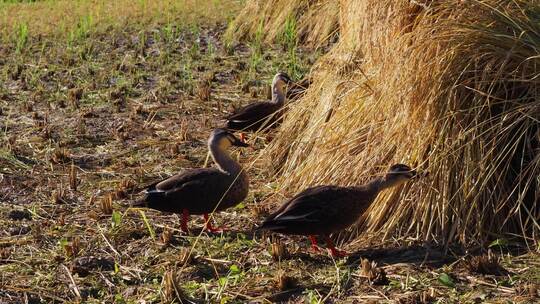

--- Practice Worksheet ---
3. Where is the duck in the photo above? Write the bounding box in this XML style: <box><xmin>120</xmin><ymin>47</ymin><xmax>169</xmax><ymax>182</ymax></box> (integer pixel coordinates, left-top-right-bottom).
<box><xmin>225</xmin><ymin>72</ymin><xmax>292</xmax><ymax>139</ymax></box>
<box><xmin>257</xmin><ymin>164</ymin><xmax>418</xmax><ymax>257</ymax></box>
<box><xmin>132</xmin><ymin>129</ymin><xmax>249</xmax><ymax>233</ymax></box>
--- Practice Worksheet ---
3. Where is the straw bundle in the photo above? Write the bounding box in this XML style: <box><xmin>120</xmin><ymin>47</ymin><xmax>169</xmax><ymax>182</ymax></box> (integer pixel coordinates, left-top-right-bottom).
<box><xmin>233</xmin><ymin>0</ymin><xmax>540</xmax><ymax>246</ymax></box>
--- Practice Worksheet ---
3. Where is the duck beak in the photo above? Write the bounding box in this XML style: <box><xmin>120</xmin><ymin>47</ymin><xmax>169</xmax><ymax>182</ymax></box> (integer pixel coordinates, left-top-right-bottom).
<box><xmin>409</xmin><ymin>170</ymin><xmax>418</xmax><ymax>179</ymax></box>
<box><xmin>280</xmin><ymin>74</ymin><xmax>292</xmax><ymax>84</ymax></box>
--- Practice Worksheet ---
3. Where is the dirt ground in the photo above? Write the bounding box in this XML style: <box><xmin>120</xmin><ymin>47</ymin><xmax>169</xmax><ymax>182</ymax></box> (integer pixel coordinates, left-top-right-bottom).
<box><xmin>0</xmin><ymin>2</ymin><xmax>539</xmax><ymax>303</ymax></box>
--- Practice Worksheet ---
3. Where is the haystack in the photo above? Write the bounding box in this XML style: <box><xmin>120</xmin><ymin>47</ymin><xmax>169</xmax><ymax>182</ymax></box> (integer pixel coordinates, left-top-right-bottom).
<box><xmin>231</xmin><ymin>0</ymin><xmax>540</xmax><ymax>247</ymax></box>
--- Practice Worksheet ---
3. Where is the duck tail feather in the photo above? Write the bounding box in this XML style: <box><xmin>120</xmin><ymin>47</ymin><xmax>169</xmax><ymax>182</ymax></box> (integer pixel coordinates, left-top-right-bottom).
<box><xmin>131</xmin><ymin>198</ymin><xmax>148</xmax><ymax>208</ymax></box>
<box><xmin>130</xmin><ymin>189</ymin><xmax>166</xmax><ymax>208</ymax></box>
<box><xmin>255</xmin><ymin>220</ymin><xmax>284</xmax><ymax>231</ymax></box>
<box><xmin>225</xmin><ymin>120</ymin><xmax>245</xmax><ymax>130</ymax></box>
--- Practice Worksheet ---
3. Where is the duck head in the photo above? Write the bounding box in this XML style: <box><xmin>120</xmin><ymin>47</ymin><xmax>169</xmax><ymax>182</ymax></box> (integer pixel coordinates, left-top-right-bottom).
<box><xmin>272</xmin><ymin>72</ymin><xmax>292</xmax><ymax>91</ymax></box>
<box><xmin>209</xmin><ymin>128</ymin><xmax>249</xmax><ymax>149</ymax></box>
<box><xmin>382</xmin><ymin>164</ymin><xmax>417</xmax><ymax>188</ymax></box>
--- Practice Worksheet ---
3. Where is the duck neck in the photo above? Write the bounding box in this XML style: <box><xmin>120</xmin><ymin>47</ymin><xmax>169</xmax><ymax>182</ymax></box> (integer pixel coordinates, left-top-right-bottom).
<box><xmin>364</xmin><ymin>176</ymin><xmax>384</xmax><ymax>193</ymax></box>
<box><xmin>209</xmin><ymin>144</ymin><xmax>242</xmax><ymax>175</ymax></box>
<box><xmin>360</xmin><ymin>175</ymin><xmax>402</xmax><ymax>194</ymax></box>
<box><xmin>271</xmin><ymin>84</ymin><xmax>286</xmax><ymax>105</ymax></box>
<box><xmin>358</xmin><ymin>175</ymin><xmax>395</xmax><ymax>195</ymax></box>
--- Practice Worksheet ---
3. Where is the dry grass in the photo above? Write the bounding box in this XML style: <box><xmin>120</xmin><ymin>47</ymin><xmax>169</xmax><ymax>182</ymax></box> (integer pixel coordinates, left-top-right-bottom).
<box><xmin>224</xmin><ymin>0</ymin><xmax>339</xmax><ymax>49</ymax></box>
<box><xmin>233</xmin><ymin>0</ymin><xmax>540</xmax><ymax>247</ymax></box>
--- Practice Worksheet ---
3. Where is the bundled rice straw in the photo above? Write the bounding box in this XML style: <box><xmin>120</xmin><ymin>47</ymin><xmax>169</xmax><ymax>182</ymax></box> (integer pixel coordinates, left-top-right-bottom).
<box><xmin>231</xmin><ymin>0</ymin><xmax>540</xmax><ymax>247</ymax></box>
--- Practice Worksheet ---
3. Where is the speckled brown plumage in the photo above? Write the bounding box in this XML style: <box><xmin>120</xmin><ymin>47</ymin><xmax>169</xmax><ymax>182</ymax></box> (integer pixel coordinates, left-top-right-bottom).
<box><xmin>138</xmin><ymin>168</ymin><xmax>248</xmax><ymax>215</ymax></box>
<box><xmin>133</xmin><ymin>129</ymin><xmax>249</xmax><ymax>233</ymax></box>
<box><xmin>225</xmin><ymin>72</ymin><xmax>291</xmax><ymax>133</ymax></box>
<box><xmin>258</xmin><ymin>164</ymin><xmax>417</xmax><ymax>257</ymax></box>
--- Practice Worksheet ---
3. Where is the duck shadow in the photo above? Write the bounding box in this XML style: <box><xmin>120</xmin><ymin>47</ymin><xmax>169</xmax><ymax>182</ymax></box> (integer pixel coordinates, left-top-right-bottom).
<box><xmin>279</xmin><ymin>245</ymin><xmax>455</xmax><ymax>268</ymax></box>
<box><xmin>344</xmin><ymin>244</ymin><xmax>456</xmax><ymax>268</ymax></box>
<box><xmin>185</xmin><ymin>228</ymin><xmax>257</xmax><ymax>240</ymax></box>
<box><xmin>263</xmin><ymin>283</ymin><xmax>330</xmax><ymax>303</ymax></box>
<box><xmin>183</xmin><ymin>229</ymin><xmax>456</xmax><ymax>268</ymax></box>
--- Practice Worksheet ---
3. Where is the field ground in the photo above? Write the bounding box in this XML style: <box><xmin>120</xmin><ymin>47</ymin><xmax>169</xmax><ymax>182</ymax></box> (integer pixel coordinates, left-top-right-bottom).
<box><xmin>1</xmin><ymin>1</ymin><xmax>539</xmax><ymax>303</ymax></box>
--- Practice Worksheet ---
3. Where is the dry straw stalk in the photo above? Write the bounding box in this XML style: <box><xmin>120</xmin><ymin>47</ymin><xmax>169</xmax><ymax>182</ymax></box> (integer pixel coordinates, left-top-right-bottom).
<box><xmin>232</xmin><ymin>0</ymin><xmax>540</xmax><ymax>246</ymax></box>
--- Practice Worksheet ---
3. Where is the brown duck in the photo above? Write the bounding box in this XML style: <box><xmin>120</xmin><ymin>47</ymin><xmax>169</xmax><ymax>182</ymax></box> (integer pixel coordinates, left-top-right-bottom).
<box><xmin>225</xmin><ymin>72</ymin><xmax>292</xmax><ymax>137</ymax></box>
<box><xmin>257</xmin><ymin>164</ymin><xmax>417</xmax><ymax>257</ymax></box>
<box><xmin>133</xmin><ymin>129</ymin><xmax>249</xmax><ymax>233</ymax></box>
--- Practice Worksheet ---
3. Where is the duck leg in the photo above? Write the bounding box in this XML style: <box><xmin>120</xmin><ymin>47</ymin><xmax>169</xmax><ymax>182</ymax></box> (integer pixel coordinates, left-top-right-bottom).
<box><xmin>203</xmin><ymin>214</ymin><xmax>226</xmax><ymax>233</ymax></box>
<box><xmin>308</xmin><ymin>235</ymin><xmax>321</xmax><ymax>253</ymax></box>
<box><xmin>181</xmin><ymin>209</ymin><xmax>190</xmax><ymax>233</ymax></box>
<box><xmin>239</xmin><ymin>133</ymin><xmax>246</xmax><ymax>143</ymax></box>
<box><xmin>325</xmin><ymin>236</ymin><xmax>348</xmax><ymax>258</ymax></box>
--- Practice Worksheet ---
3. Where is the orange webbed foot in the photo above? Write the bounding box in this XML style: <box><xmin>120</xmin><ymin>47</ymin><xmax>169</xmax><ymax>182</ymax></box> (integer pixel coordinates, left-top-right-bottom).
<box><xmin>203</xmin><ymin>214</ymin><xmax>227</xmax><ymax>233</ymax></box>
<box><xmin>325</xmin><ymin>236</ymin><xmax>348</xmax><ymax>258</ymax></box>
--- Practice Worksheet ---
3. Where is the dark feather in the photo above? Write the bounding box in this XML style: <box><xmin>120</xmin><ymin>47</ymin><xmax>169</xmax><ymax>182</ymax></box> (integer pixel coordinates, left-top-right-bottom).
<box><xmin>226</xmin><ymin>101</ymin><xmax>283</xmax><ymax>132</ymax></box>
<box><xmin>134</xmin><ymin>168</ymin><xmax>248</xmax><ymax>215</ymax></box>
<box><xmin>259</xmin><ymin>185</ymin><xmax>377</xmax><ymax>236</ymax></box>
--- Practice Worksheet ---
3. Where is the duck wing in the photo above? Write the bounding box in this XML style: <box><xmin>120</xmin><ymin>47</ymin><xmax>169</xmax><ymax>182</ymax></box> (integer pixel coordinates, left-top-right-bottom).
<box><xmin>226</xmin><ymin>101</ymin><xmax>280</xmax><ymax>131</ymax></box>
<box><xmin>259</xmin><ymin>186</ymin><xmax>351</xmax><ymax>233</ymax></box>
<box><xmin>135</xmin><ymin>168</ymin><xmax>228</xmax><ymax>214</ymax></box>
<box><xmin>154</xmin><ymin>168</ymin><xmax>219</xmax><ymax>191</ymax></box>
